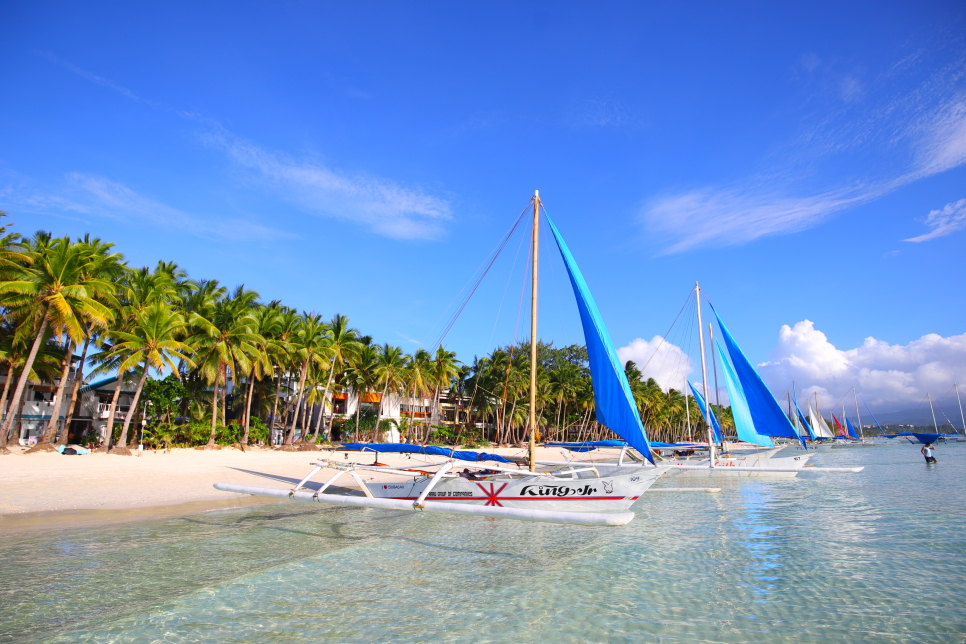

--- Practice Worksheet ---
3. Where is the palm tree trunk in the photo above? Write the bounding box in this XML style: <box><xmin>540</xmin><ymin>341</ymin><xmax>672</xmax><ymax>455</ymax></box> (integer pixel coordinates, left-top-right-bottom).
<box><xmin>353</xmin><ymin>391</ymin><xmax>362</xmax><ymax>442</ymax></box>
<box><xmin>99</xmin><ymin>371</ymin><xmax>126</xmax><ymax>452</ymax></box>
<box><xmin>28</xmin><ymin>339</ymin><xmax>73</xmax><ymax>452</ymax></box>
<box><xmin>220</xmin><ymin>365</ymin><xmax>228</xmax><ymax>428</ymax></box>
<box><xmin>0</xmin><ymin>312</ymin><xmax>50</xmax><ymax>453</ymax></box>
<box><xmin>319</xmin><ymin>357</ymin><xmax>336</xmax><ymax>437</ymax></box>
<box><xmin>241</xmin><ymin>374</ymin><xmax>256</xmax><ymax>449</ymax></box>
<box><xmin>269</xmin><ymin>370</ymin><xmax>281</xmax><ymax>445</ymax></box>
<box><xmin>310</xmin><ymin>397</ymin><xmax>325</xmax><ymax>442</ymax></box>
<box><xmin>112</xmin><ymin>362</ymin><xmax>150</xmax><ymax>455</ymax></box>
<box><xmin>59</xmin><ymin>333</ymin><xmax>92</xmax><ymax>446</ymax></box>
<box><xmin>207</xmin><ymin>371</ymin><xmax>220</xmax><ymax>447</ymax></box>
<box><xmin>286</xmin><ymin>360</ymin><xmax>309</xmax><ymax>445</ymax></box>
<box><xmin>0</xmin><ymin>365</ymin><xmax>16</xmax><ymax>448</ymax></box>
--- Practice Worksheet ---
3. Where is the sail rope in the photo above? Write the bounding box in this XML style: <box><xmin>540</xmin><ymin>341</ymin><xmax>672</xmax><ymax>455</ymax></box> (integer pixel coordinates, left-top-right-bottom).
<box><xmin>429</xmin><ymin>201</ymin><xmax>531</xmax><ymax>350</ymax></box>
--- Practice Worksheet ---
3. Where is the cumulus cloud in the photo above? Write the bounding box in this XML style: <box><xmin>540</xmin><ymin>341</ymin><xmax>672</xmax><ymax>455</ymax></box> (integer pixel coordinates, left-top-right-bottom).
<box><xmin>203</xmin><ymin>131</ymin><xmax>452</xmax><ymax>240</ymax></box>
<box><xmin>617</xmin><ymin>335</ymin><xmax>695</xmax><ymax>392</ymax></box>
<box><xmin>904</xmin><ymin>198</ymin><xmax>966</xmax><ymax>242</ymax></box>
<box><xmin>758</xmin><ymin>320</ymin><xmax>966</xmax><ymax>412</ymax></box>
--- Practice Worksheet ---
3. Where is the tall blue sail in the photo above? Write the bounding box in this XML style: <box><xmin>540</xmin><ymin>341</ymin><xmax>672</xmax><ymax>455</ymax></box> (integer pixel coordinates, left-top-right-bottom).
<box><xmin>712</xmin><ymin>307</ymin><xmax>807</xmax><ymax>448</ymax></box>
<box><xmin>688</xmin><ymin>381</ymin><xmax>722</xmax><ymax>443</ymax></box>
<box><xmin>547</xmin><ymin>216</ymin><xmax>654</xmax><ymax>463</ymax></box>
<box><xmin>716</xmin><ymin>342</ymin><xmax>773</xmax><ymax>447</ymax></box>
<box><xmin>845</xmin><ymin>417</ymin><xmax>859</xmax><ymax>439</ymax></box>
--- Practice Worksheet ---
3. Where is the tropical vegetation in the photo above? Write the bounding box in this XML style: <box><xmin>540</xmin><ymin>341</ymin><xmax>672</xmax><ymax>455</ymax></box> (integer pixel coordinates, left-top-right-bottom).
<box><xmin>0</xmin><ymin>213</ymin><xmax>725</xmax><ymax>455</ymax></box>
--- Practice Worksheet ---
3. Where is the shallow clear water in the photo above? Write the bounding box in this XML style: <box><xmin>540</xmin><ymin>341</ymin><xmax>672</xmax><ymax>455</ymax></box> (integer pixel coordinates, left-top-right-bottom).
<box><xmin>2</xmin><ymin>443</ymin><xmax>965</xmax><ymax>643</ymax></box>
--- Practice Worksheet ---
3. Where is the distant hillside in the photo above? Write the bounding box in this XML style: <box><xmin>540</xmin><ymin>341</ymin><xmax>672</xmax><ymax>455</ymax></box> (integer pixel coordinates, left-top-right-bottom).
<box><xmin>866</xmin><ymin>404</ymin><xmax>964</xmax><ymax>428</ymax></box>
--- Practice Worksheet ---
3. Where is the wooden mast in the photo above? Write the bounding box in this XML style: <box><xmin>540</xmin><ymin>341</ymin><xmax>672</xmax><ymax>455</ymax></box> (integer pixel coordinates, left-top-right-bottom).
<box><xmin>528</xmin><ymin>190</ymin><xmax>541</xmax><ymax>472</ymax></box>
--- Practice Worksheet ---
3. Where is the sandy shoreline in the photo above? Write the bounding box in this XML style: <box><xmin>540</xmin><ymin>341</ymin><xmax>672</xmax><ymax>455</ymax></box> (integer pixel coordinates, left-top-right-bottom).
<box><xmin>0</xmin><ymin>443</ymin><xmax>576</xmax><ymax>535</ymax></box>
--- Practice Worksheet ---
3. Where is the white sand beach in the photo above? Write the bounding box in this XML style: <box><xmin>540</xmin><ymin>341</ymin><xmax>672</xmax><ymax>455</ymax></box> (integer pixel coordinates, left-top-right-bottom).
<box><xmin>0</xmin><ymin>444</ymin><xmax>591</xmax><ymax>534</ymax></box>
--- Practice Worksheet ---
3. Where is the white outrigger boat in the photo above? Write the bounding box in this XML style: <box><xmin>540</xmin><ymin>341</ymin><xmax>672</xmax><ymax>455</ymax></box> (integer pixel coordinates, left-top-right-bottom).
<box><xmin>216</xmin><ymin>192</ymin><xmax>672</xmax><ymax>526</ymax></box>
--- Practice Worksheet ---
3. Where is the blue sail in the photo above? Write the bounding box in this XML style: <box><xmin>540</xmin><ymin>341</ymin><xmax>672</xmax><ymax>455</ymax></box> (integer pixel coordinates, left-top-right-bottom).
<box><xmin>845</xmin><ymin>417</ymin><xmax>860</xmax><ymax>439</ymax></box>
<box><xmin>795</xmin><ymin>399</ymin><xmax>816</xmax><ymax>440</ymax></box>
<box><xmin>547</xmin><ymin>216</ymin><xmax>654</xmax><ymax>463</ymax></box>
<box><xmin>716</xmin><ymin>342</ymin><xmax>773</xmax><ymax>447</ymax></box>
<box><xmin>688</xmin><ymin>381</ymin><xmax>722</xmax><ymax>443</ymax></box>
<box><xmin>713</xmin><ymin>307</ymin><xmax>807</xmax><ymax>448</ymax></box>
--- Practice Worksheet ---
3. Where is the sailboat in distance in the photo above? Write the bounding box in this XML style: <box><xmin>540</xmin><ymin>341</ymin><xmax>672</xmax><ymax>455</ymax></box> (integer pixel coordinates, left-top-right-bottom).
<box><xmin>215</xmin><ymin>192</ymin><xmax>670</xmax><ymax>526</ymax></box>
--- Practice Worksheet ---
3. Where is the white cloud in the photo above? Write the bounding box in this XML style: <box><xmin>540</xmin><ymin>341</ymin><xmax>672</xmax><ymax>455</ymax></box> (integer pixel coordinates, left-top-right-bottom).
<box><xmin>904</xmin><ymin>198</ymin><xmax>966</xmax><ymax>242</ymax></box>
<box><xmin>617</xmin><ymin>335</ymin><xmax>694</xmax><ymax>392</ymax></box>
<box><xmin>758</xmin><ymin>320</ymin><xmax>966</xmax><ymax>412</ymax></box>
<box><xmin>643</xmin><ymin>184</ymin><xmax>869</xmax><ymax>254</ymax></box>
<box><xmin>44</xmin><ymin>54</ymin><xmax>454</xmax><ymax>241</ymax></box>
<box><xmin>203</xmin><ymin>131</ymin><xmax>452</xmax><ymax>240</ymax></box>
<box><xmin>641</xmin><ymin>59</ymin><xmax>966</xmax><ymax>254</ymax></box>
<box><xmin>0</xmin><ymin>172</ymin><xmax>289</xmax><ymax>242</ymax></box>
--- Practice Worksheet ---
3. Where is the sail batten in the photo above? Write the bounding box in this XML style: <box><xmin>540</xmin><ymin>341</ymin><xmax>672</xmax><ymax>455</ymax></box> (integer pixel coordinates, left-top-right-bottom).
<box><xmin>546</xmin><ymin>217</ymin><xmax>654</xmax><ymax>463</ymax></box>
<box><xmin>712</xmin><ymin>307</ymin><xmax>806</xmax><ymax>447</ymax></box>
<box><xmin>716</xmin><ymin>342</ymin><xmax>773</xmax><ymax>447</ymax></box>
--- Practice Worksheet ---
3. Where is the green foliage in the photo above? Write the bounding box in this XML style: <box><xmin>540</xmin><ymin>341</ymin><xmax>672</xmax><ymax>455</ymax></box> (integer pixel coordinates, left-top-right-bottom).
<box><xmin>247</xmin><ymin>417</ymin><xmax>269</xmax><ymax>444</ymax></box>
<box><xmin>142</xmin><ymin>374</ymin><xmax>187</xmax><ymax>424</ymax></box>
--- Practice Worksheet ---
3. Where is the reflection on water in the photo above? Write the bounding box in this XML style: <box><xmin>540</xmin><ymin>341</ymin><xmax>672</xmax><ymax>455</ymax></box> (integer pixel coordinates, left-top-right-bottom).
<box><xmin>1</xmin><ymin>444</ymin><xmax>964</xmax><ymax>643</ymax></box>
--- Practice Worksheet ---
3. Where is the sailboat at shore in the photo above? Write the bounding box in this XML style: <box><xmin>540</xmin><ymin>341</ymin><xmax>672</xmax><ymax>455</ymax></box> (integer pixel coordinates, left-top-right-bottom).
<box><xmin>215</xmin><ymin>192</ymin><xmax>670</xmax><ymax>526</ymax></box>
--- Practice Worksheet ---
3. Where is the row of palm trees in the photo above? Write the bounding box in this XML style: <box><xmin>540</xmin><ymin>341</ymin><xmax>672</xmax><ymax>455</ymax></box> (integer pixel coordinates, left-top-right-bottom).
<box><xmin>0</xmin><ymin>213</ymin><xmax>725</xmax><ymax>455</ymax></box>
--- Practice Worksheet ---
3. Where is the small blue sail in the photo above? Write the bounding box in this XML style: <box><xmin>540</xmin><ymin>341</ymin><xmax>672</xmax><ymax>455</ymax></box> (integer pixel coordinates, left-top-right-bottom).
<box><xmin>795</xmin><ymin>399</ymin><xmax>816</xmax><ymax>440</ymax></box>
<box><xmin>547</xmin><ymin>216</ymin><xmax>654</xmax><ymax>463</ymax></box>
<box><xmin>716</xmin><ymin>342</ymin><xmax>773</xmax><ymax>447</ymax></box>
<box><xmin>688</xmin><ymin>381</ymin><xmax>722</xmax><ymax>443</ymax></box>
<box><xmin>712</xmin><ymin>306</ymin><xmax>807</xmax><ymax>448</ymax></box>
<box><xmin>845</xmin><ymin>417</ymin><xmax>860</xmax><ymax>439</ymax></box>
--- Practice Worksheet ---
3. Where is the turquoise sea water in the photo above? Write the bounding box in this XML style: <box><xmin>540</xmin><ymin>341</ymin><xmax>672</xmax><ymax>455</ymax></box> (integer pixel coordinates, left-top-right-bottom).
<box><xmin>2</xmin><ymin>443</ymin><xmax>965</xmax><ymax>643</ymax></box>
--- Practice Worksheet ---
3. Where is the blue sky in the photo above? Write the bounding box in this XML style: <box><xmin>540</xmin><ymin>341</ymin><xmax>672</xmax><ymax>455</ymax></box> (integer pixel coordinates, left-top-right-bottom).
<box><xmin>2</xmin><ymin>1</ymin><xmax>964</xmax><ymax>412</ymax></box>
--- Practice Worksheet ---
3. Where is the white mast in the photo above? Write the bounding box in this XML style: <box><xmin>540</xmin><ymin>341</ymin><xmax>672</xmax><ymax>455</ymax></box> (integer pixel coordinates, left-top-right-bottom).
<box><xmin>853</xmin><ymin>385</ymin><xmax>864</xmax><ymax>439</ymax></box>
<box><xmin>956</xmin><ymin>383</ymin><xmax>965</xmax><ymax>435</ymax></box>
<box><xmin>694</xmin><ymin>282</ymin><xmax>716</xmax><ymax>466</ymax></box>
<box><xmin>684</xmin><ymin>374</ymin><xmax>692</xmax><ymax>442</ymax></box>
<box><xmin>928</xmin><ymin>392</ymin><xmax>939</xmax><ymax>433</ymax></box>
<box><xmin>528</xmin><ymin>190</ymin><xmax>540</xmax><ymax>472</ymax></box>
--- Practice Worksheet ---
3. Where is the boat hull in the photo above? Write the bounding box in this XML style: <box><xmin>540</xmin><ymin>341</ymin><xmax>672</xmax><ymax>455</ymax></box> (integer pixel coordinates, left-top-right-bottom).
<box><xmin>665</xmin><ymin>448</ymin><xmax>813</xmax><ymax>478</ymax></box>
<box><xmin>364</xmin><ymin>465</ymin><xmax>667</xmax><ymax>512</ymax></box>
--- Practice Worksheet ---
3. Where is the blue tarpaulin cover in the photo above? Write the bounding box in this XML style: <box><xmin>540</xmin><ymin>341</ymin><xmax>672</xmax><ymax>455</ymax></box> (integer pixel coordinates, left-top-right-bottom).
<box><xmin>688</xmin><ymin>381</ymin><xmax>722</xmax><ymax>443</ymax></box>
<box><xmin>547</xmin><ymin>216</ymin><xmax>655</xmax><ymax>464</ymax></box>
<box><xmin>338</xmin><ymin>443</ymin><xmax>514</xmax><ymax>463</ymax></box>
<box><xmin>713</xmin><ymin>307</ymin><xmax>806</xmax><ymax>448</ymax></box>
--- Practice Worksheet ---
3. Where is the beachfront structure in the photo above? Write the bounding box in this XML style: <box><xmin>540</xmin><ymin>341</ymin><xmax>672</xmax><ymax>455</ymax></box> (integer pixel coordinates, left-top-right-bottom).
<box><xmin>0</xmin><ymin>355</ymin><xmax>86</xmax><ymax>446</ymax></box>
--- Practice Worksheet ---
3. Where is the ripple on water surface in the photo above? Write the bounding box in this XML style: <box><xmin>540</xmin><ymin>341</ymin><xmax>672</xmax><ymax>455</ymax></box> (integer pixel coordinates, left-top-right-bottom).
<box><xmin>2</xmin><ymin>443</ymin><xmax>965</xmax><ymax>643</ymax></box>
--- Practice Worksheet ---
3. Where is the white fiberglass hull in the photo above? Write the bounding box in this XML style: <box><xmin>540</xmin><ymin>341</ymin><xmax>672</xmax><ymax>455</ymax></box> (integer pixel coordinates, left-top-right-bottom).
<box><xmin>365</xmin><ymin>465</ymin><xmax>667</xmax><ymax>512</ymax></box>
<box><xmin>665</xmin><ymin>448</ymin><xmax>813</xmax><ymax>478</ymax></box>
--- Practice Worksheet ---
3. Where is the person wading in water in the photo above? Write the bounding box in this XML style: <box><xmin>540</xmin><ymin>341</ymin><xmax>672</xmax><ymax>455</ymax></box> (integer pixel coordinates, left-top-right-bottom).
<box><xmin>921</xmin><ymin>442</ymin><xmax>938</xmax><ymax>464</ymax></box>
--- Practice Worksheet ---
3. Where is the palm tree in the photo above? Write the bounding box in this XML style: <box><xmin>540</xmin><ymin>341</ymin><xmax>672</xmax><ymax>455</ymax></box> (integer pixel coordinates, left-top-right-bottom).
<box><xmin>318</xmin><ymin>314</ymin><xmax>360</xmax><ymax>439</ymax></box>
<box><xmin>282</xmin><ymin>312</ymin><xmax>329</xmax><ymax>447</ymax></box>
<box><xmin>55</xmin><ymin>236</ymin><xmax>127</xmax><ymax>446</ymax></box>
<box><xmin>372</xmin><ymin>344</ymin><xmax>407</xmax><ymax>443</ymax></box>
<box><xmin>344</xmin><ymin>344</ymin><xmax>380</xmax><ymax>441</ymax></box>
<box><xmin>238</xmin><ymin>304</ymin><xmax>278</xmax><ymax>448</ymax></box>
<box><xmin>0</xmin><ymin>234</ymin><xmax>117</xmax><ymax>453</ymax></box>
<box><xmin>428</xmin><ymin>345</ymin><xmax>460</xmax><ymax>429</ymax></box>
<box><xmin>189</xmin><ymin>286</ymin><xmax>260</xmax><ymax>448</ymax></box>
<box><xmin>105</xmin><ymin>302</ymin><xmax>193</xmax><ymax>455</ymax></box>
